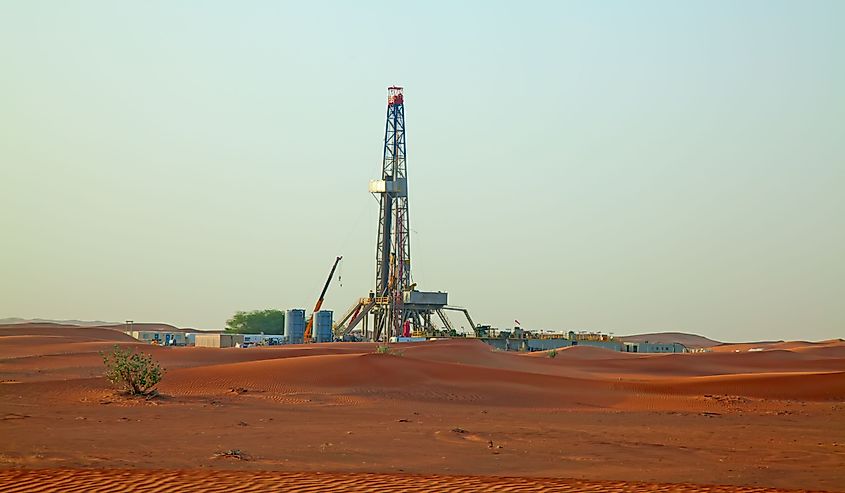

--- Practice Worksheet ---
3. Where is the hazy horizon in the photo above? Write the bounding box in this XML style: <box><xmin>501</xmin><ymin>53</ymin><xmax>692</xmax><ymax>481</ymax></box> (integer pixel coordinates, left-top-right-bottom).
<box><xmin>2</xmin><ymin>1</ymin><xmax>843</xmax><ymax>342</ymax></box>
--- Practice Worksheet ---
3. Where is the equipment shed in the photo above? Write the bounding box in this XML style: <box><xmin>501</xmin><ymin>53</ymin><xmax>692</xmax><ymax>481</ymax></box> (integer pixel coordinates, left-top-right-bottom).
<box><xmin>194</xmin><ymin>333</ymin><xmax>243</xmax><ymax>348</ymax></box>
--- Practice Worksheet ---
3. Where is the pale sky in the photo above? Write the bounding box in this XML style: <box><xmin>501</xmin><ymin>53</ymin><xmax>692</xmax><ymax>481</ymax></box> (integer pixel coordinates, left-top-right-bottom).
<box><xmin>1</xmin><ymin>1</ymin><xmax>842</xmax><ymax>342</ymax></box>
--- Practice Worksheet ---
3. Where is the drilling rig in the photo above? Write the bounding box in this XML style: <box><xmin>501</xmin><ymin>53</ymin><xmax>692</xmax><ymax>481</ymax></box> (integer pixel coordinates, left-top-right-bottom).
<box><xmin>334</xmin><ymin>87</ymin><xmax>477</xmax><ymax>341</ymax></box>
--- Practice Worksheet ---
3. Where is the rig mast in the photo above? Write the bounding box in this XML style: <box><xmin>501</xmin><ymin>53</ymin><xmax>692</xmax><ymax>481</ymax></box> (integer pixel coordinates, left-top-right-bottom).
<box><xmin>371</xmin><ymin>86</ymin><xmax>411</xmax><ymax>341</ymax></box>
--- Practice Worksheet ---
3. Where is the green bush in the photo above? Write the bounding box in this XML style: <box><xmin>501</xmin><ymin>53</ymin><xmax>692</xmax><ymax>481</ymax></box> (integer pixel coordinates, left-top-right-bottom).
<box><xmin>548</xmin><ymin>348</ymin><xmax>558</xmax><ymax>358</ymax></box>
<box><xmin>101</xmin><ymin>345</ymin><xmax>165</xmax><ymax>395</ymax></box>
<box><xmin>374</xmin><ymin>345</ymin><xmax>402</xmax><ymax>356</ymax></box>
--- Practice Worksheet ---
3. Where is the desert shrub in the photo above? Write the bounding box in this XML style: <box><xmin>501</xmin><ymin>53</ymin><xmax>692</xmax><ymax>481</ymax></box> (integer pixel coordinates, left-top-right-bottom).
<box><xmin>101</xmin><ymin>345</ymin><xmax>165</xmax><ymax>395</ymax></box>
<box><xmin>374</xmin><ymin>345</ymin><xmax>403</xmax><ymax>356</ymax></box>
<box><xmin>548</xmin><ymin>348</ymin><xmax>558</xmax><ymax>358</ymax></box>
<box><xmin>214</xmin><ymin>449</ymin><xmax>249</xmax><ymax>461</ymax></box>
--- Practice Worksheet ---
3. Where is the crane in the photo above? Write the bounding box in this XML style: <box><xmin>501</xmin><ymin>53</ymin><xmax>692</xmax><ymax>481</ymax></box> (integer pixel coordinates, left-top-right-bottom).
<box><xmin>304</xmin><ymin>256</ymin><xmax>342</xmax><ymax>342</ymax></box>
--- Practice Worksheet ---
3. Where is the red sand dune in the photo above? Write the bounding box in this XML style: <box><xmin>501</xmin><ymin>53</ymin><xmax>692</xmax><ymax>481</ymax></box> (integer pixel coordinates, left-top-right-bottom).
<box><xmin>1</xmin><ymin>327</ymin><xmax>844</xmax><ymax>491</ymax></box>
<box><xmin>712</xmin><ymin>339</ymin><xmax>845</xmax><ymax>352</ymax></box>
<box><xmin>621</xmin><ymin>332</ymin><xmax>721</xmax><ymax>348</ymax></box>
<box><xmin>625</xmin><ymin>370</ymin><xmax>845</xmax><ymax>401</ymax></box>
<box><xmin>0</xmin><ymin>323</ymin><xmax>134</xmax><ymax>342</ymax></box>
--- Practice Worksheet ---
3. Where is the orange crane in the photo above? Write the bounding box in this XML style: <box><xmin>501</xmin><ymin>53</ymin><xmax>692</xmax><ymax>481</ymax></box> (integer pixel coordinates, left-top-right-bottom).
<box><xmin>304</xmin><ymin>256</ymin><xmax>343</xmax><ymax>342</ymax></box>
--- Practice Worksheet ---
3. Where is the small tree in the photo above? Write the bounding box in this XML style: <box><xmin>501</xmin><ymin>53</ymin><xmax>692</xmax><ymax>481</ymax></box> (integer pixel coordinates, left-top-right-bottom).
<box><xmin>225</xmin><ymin>309</ymin><xmax>285</xmax><ymax>334</ymax></box>
<box><xmin>101</xmin><ymin>345</ymin><xmax>164</xmax><ymax>395</ymax></box>
<box><xmin>547</xmin><ymin>348</ymin><xmax>558</xmax><ymax>359</ymax></box>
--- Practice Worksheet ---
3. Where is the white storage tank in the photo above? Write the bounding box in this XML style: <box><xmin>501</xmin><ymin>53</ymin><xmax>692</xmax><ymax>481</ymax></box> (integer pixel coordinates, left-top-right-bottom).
<box><xmin>313</xmin><ymin>310</ymin><xmax>333</xmax><ymax>343</ymax></box>
<box><xmin>285</xmin><ymin>309</ymin><xmax>306</xmax><ymax>344</ymax></box>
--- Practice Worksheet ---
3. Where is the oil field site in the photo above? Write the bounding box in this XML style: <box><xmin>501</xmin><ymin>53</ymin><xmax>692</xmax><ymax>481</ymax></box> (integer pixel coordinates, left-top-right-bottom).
<box><xmin>2</xmin><ymin>86</ymin><xmax>844</xmax><ymax>492</ymax></box>
<box><xmin>2</xmin><ymin>2</ymin><xmax>844</xmax><ymax>492</ymax></box>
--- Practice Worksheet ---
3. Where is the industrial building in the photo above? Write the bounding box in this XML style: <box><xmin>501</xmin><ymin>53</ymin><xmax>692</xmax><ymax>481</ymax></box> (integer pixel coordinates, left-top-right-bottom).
<box><xmin>623</xmin><ymin>341</ymin><xmax>688</xmax><ymax>353</ymax></box>
<box><xmin>126</xmin><ymin>309</ymin><xmax>316</xmax><ymax>348</ymax></box>
<box><xmin>194</xmin><ymin>333</ymin><xmax>243</xmax><ymax>348</ymax></box>
<box><xmin>473</xmin><ymin>327</ymin><xmax>690</xmax><ymax>354</ymax></box>
<box><xmin>189</xmin><ymin>333</ymin><xmax>285</xmax><ymax>348</ymax></box>
<box><xmin>128</xmin><ymin>330</ymin><xmax>186</xmax><ymax>346</ymax></box>
<box><xmin>241</xmin><ymin>334</ymin><xmax>284</xmax><ymax>346</ymax></box>
<box><xmin>483</xmin><ymin>334</ymin><xmax>622</xmax><ymax>352</ymax></box>
<box><xmin>523</xmin><ymin>338</ymin><xmax>623</xmax><ymax>352</ymax></box>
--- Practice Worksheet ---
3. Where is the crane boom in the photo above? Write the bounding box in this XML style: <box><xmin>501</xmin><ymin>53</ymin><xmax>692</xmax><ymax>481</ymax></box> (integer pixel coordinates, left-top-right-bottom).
<box><xmin>304</xmin><ymin>256</ymin><xmax>343</xmax><ymax>342</ymax></box>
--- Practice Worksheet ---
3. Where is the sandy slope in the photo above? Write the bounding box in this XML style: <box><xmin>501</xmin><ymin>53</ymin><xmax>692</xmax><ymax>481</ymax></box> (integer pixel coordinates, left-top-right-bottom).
<box><xmin>712</xmin><ymin>340</ymin><xmax>845</xmax><ymax>352</ymax></box>
<box><xmin>0</xmin><ymin>323</ymin><xmax>133</xmax><ymax>337</ymax></box>
<box><xmin>1</xmin><ymin>324</ymin><xmax>844</xmax><ymax>491</ymax></box>
<box><xmin>620</xmin><ymin>332</ymin><xmax>721</xmax><ymax>348</ymax></box>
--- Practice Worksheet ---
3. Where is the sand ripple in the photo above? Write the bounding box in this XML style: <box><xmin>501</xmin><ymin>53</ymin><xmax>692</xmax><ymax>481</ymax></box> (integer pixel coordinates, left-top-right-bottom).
<box><xmin>0</xmin><ymin>469</ymin><xmax>829</xmax><ymax>492</ymax></box>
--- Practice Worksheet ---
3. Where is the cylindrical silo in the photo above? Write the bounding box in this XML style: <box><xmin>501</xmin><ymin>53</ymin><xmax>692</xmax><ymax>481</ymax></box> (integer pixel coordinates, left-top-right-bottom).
<box><xmin>284</xmin><ymin>309</ymin><xmax>306</xmax><ymax>344</ymax></box>
<box><xmin>313</xmin><ymin>310</ymin><xmax>333</xmax><ymax>343</ymax></box>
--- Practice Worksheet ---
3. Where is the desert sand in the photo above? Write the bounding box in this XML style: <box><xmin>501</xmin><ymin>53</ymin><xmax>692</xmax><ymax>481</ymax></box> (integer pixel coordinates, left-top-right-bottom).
<box><xmin>1</xmin><ymin>323</ymin><xmax>843</xmax><ymax>492</ymax></box>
